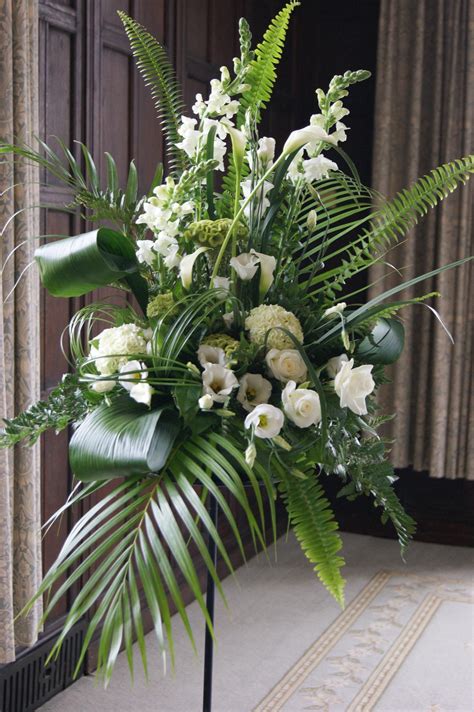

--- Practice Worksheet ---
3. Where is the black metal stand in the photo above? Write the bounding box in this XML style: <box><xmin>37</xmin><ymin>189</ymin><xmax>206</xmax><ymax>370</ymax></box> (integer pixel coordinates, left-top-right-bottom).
<box><xmin>202</xmin><ymin>493</ymin><xmax>218</xmax><ymax>712</ymax></box>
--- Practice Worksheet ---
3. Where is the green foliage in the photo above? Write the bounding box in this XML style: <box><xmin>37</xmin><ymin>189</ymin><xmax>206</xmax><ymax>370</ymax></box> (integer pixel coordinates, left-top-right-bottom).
<box><xmin>0</xmin><ymin>375</ymin><xmax>89</xmax><ymax>448</ymax></box>
<box><xmin>278</xmin><ymin>465</ymin><xmax>345</xmax><ymax>606</ymax></box>
<box><xmin>238</xmin><ymin>1</ymin><xmax>300</xmax><ymax>122</ymax></box>
<box><xmin>119</xmin><ymin>12</ymin><xmax>186</xmax><ymax>173</ymax></box>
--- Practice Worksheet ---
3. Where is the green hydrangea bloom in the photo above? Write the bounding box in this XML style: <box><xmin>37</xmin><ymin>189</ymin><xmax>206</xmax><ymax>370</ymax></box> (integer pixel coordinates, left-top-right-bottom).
<box><xmin>184</xmin><ymin>218</ymin><xmax>248</xmax><ymax>248</ymax></box>
<box><xmin>147</xmin><ymin>292</ymin><xmax>177</xmax><ymax>319</ymax></box>
<box><xmin>245</xmin><ymin>304</ymin><xmax>304</xmax><ymax>350</ymax></box>
<box><xmin>201</xmin><ymin>333</ymin><xmax>239</xmax><ymax>358</ymax></box>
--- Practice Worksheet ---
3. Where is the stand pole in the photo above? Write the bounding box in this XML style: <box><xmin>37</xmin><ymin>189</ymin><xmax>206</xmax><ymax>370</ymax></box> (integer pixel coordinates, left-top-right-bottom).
<box><xmin>202</xmin><ymin>493</ymin><xmax>218</xmax><ymax>712</ymax></box>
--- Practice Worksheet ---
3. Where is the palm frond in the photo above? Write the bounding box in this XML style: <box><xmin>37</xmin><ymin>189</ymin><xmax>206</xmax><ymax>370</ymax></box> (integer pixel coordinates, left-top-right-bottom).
<box><xmin>277</xmin><ymin>464</ymin><xmax>345</xmax><ymax>606</ymax></box>
<box><xmin>119</xmin><ymin>12</ymin><xmax>186</xmax><ymax>174</ymax></box>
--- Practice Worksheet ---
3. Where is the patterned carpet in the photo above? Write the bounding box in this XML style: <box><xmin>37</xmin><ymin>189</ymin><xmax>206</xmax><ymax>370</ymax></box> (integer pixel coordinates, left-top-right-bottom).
<box><xmin>41</xmin><ymin>533</ymin><xmax>474</xmax><ymax>712</ymax></box>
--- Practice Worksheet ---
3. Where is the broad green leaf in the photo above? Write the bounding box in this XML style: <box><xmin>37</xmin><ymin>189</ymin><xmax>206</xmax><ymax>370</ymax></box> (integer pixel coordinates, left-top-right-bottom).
<box><xmin>356</xmin><ymin>318</ymin><xmax>405</xmax><ymax>364</ymax></box>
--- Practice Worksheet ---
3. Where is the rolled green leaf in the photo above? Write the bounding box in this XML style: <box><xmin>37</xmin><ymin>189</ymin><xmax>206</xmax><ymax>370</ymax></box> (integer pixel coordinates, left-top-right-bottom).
<box><xmin>70</xmin><ymin>397</ymin><xmax>181</xmax><ymax>481</ymax></box>
<box><xmin>356</xmin><ymin>317</ymin><xmax>405</xmax><ymax>364</ymax></box>
<box><xmin>34</xmin><ymin>228</ymin><xmax>148</xmax><ymax>310</ymax></box>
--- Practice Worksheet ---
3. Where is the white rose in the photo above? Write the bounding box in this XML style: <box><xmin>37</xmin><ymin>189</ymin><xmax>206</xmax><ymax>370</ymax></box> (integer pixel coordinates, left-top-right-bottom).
<box><xmin>282</xmin><ymin>380</ymin><xmax>321</xmax><ymax>428</ymax></box>
<box><xmin>334</xmin><ymin>358</ymin><xmax>375</xmax><ymax>415</ymax></box>
<box><xmin>202</xmin><ymin>363</ymin><xmax>238</xmax><ymax>403</ymax></box>
<box><xmin>90</xmin><ymin>378</ymin><xmax>115</xmax><ymax>393</ymax></box>
<box><xmin>230</xmin><ymin>252</ymin><xmax>259</xmax><ymax>280</ymax></box>
<box><xmin>325</xmin><ymin>353</ymin><xmax>349</xmax><ymax>379</ymax></box>
<box><xmin>266</xmin><ymin>348</ymin><xmax>307</xmax><ymax>384</ymax></box>
<box><xmin>324</xmin><ymin>302</ymin><xmax>347</xmax><ymax>319</ymax></box>
<box><xmin>237</xmin><ymin>373</ymin><xmax>272</xmax><ymax>412</ymax></box>
<box><xmin>244</xmin><ymin>404</ymin><xmax>284</xmax><ymax>439</ymax></box>
<box><xmin>197</xmin><ymin>345</ymin><xmax>226</xmax><ymax>367</ymax></box>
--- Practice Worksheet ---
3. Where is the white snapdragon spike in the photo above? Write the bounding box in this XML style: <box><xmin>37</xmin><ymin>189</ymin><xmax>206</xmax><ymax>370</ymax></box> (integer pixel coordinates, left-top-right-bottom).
<box><xmin>163</xmin><ymin>243</ymin><xmax>182</xmax><ymax>269</ymax></box>
<box><xmin>334</xmin><ymin>358</ymin><xmax>375</xmax><ymax>415</ymax></box>
<box><xmin>283</xmin><ymin>124</ymin><xmax>335</xmax><ymax>155</ymax></box>
<box><xmin>202</xmin><ymin>364</ymin><xmax>238</xmax><ymax>403</ymax></box>
<box><xmin>244</xmin><ymin>403</ymin><xmax>284</xmax><ymax>439</ymax></box>
<box><xmin>230</xmin><ymin>252</ymin><xmax>260</xmax><ymax>280</ymax></box>
<box><xmin>287</xmin><ymin>149</ymin><xmax>304</xmax><ymax>184</ymax></box>
<box><xmin>155</xmin><ymin>234</ymin><xmax>179</xmax><ymax>257</ymax></box>
<box><xmin>198</xmin><ymin>394</ymin><xmax>214</xmax><ymax>410</ymax></box>
<box><xmin>237</xmin><ymin>373</ymin><xmax>272</xmax><ymax>412</ymax></box>
<box><xmin>266</xmin><ymin>348</ymin><xmax>308</xmax><ymax>384</ymax></box>
<box><xmin>325</xmin><ymin>353</ymin><xmax>349</xmax><ymax>379</ymax></box>
<box><xmin>179</xmin><ymin>246</ymin><xmax>208</xmax><ymax>289</ymax></box>
<box><xmin>175</xmin><ymin>116</ymin><xmax>200</xmax><ymax>157</ymax></box>
<box><xmin>324</xmin><ymin>302</ymin><xmax>347</xmax><ymax>318</ymax></box>
<box><xmin>240</xmin><ymin>179</ymin><xmax>273</xmax><ymax>218</ymax></box>
<box><xmin>250</xmin><ymin>250</ymin><xmax>276</xmax><ymax>296</ymax></box>
<box><xmin>136</xmin><ymin>240</ymin><xmax>155</xmax><ymax>266</ymax></box>
<box><xmin>331</xmin><ymin>121</ymin><xmax>348</xmax><ymax>144</ymax></box>
<box><xmin>282</xmin><ymin>380</ymin><xmax>322</xmax><ymax>428</ymax></box>
<box><xmin>302</xmin><ymin>155</ymin><xmax>338</xmax><ymax>182</ymax></box>
<box><xmin>212</xmin><ymin>276</ymin><xmax>230</xmax><ymax>291</ymax></box>
<box><xmin>197</xmin><ymin>345</ymin><xmax>226</xmax><ymax>368</ymax></box>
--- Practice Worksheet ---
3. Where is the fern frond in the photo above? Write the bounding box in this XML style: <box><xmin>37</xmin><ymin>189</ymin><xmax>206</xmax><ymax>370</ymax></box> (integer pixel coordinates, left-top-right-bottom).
<box><xmin>279</xmin><ymin>467</ymin><xmax>345</xmax><ymax>606</ymax></box>
<box><xmin>119</xmin><ymin>12</ymin><xmax>186</xmax><ymax>174</ymax></box>
<box><xmin>238</xmin><ymin>1</ymin><xmax>300</xmax><ymax>122</ymax></box>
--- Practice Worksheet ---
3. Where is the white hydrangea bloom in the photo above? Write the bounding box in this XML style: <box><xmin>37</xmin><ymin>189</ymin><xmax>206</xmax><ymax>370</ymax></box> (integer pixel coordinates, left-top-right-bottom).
<box><xmin>89</xmin><ymin>324</ymin><xmax>148</xmax><ymax>376</ymax></box>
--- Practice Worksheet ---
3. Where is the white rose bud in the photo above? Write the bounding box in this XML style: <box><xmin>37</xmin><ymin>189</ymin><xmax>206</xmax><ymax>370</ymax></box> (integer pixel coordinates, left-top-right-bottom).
<box><xmin>266</xmin><ymin>348</ymin><xmax>307</xmax><ymax>384</ymax></box>
<box><xmin>334</xmin><ymin>358</ymin><xmax>375</xmax><ymax>415</ymax></box>
<box><xmin>90</xmin><ymin>379</ymin><xmax>115</xmax><ymax>394</ymax></box>
<box><xmin>306</xmin><ymin>209</ymin><xmax>317</xmax><ymax>231</ymax></box>
<box><xmin>325</xmin><ymin>353</ymin><xmax>349</xmax><ymax>379</ymax></box>
<box><xmin>244</xmin><ymin>403</ymin><xmax>284</xmax><ymax>439</ymax></box>
<box><xmin>282</xmin><ymin>380</ymin><xmax>322</xmax><ymax>428</ymax></box>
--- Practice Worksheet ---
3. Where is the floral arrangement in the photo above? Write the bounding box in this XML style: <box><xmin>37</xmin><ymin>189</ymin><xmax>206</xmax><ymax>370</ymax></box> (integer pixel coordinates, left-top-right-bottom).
<box><xmin>1</xmin><ymin>2</ymin><xmax>472</xmax><ymax>684</ymax></box>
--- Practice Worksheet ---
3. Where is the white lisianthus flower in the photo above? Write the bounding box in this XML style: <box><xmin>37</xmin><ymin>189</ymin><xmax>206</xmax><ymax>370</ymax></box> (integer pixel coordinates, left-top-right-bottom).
<box><xmin>180</xmin><ymin>246</ymin><xmax>209</xmax><ymax>289</ymax></box>
<box><xmin>198</xmin><ymin>394</ymin><xmax>214</xmax><ymax>410</ymax></box>
<box><xmin>266</xmin><ymin>348</ymin><xmax>307</xmax><ymax>384</ymax></box>
<box><xmin>230</xmin><ymin>252</ymin><xmax>260</xmax><ymax>280</ymax></box>
<box><xmin>197</xmin><ymin>345</ymin><xmax>226</xmax><ymax>367</ymax></box>
<box><xmin>244</xmin><ymin>403</ymin><xmax>284</xmax><ymax>439</ymax></box>
<box><xmin>89</xmin><ymin>324</ymin><xmax>148</xmax><ymax>376</ymax></box>
<box><xmin>244</xmin><ymin>442</ymin><xmax>257</xmax><ymax>468</ymax></box>
<box><xmin>324</xmin><ymin>302</ymin><xmax>347</xmax><ymax>318</ymax></box>
<box><xmin>202</xmin><ymin>364</ymin><xmax>239</xmax><ymax>403</ymax></box>
<box><xmin>90</xmin><ymin>378</ymin><xmax>115</xmax><ymax>394</ymax></box>
<box><xmin>212</xmin><ymin>276</ymin><xmax>230</xmax><ymax>291</ymax></box>
<box><xmin>302</xmin><ymin>155</ymin><xmax>338</xmax><ymax>182</ymax></box>
<box><xmin>283</xmin><ymin>124</ymin><xmax>335</xmax><ymax>154</ymax></box>
<box><xmin>325</xmin><ymin>353</ymin><xmax>349</xmax><ymax>379</ymax></box>
<box><xmin>136</xmin><ymin>240</ymin><xmax>155</xmax><ymax>266</ymax></box>
<box><xmin>334</xmin><ymin>358</ymin><xmax>375</xmax><ymax>415</ymax></box>
<box><xmin>118</xmin><ymin>360</ymin><xmax>154</xmax><ymax>407</ymax></box>
<box><xmin>282</xmin><ymin>380</ymin><xmax>321</xmax><ymax>428</ymax></box>
<box><xmin>237</xmin><ymin>373</ymin><xmax>272</xmax><ymax>412</ymax></box>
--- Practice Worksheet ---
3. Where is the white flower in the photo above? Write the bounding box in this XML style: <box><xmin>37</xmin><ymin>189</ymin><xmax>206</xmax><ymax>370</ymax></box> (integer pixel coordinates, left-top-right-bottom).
<box><xmin>287</xmin><ymin>149</ymin><xmax>304</xmax><ymax>183</ymax></box>
<box><xmin>282</xmin><ymin>380</ymin><xmax>321</xmax><ymax>428</ymax></box>
<box><xmin>331</xmin><ymin>121</ymin><xmax>348</xmax><ymax>144</ymax></box>
<box><xmin>325</xmin><ymin>353</ymin><xmax>349</xmax><ymax>379</ymax></box>
<box><xmin>118</xmin><ymin>360</ymin><xmax>153</xmax><ymax>407</ymax></box>
<box><xmin>136</xmin><ymin>240</ymin><xmax>155</xmax><ymax>266</ymax></box>
<box><xmin>241</xmin><ymin>179</ymin><xmax>273</xmax><ymax>217</ymax></box>
<box><xmin>129</xmin><ymin>382</ymin><xmax>153</xmax><ymax>407</ymax></box>
<box><xmin>334</xmin><ymin>358</ymin><xmax>375</xmax><ymax>415</ymax></box>
<box><xmin>251</xmin><ymin>250</ymin><xmax>276</xmax><ymax>297</ymax></box>
<box><xmin>324</xmin><ymin>302</ymin><xmax>347</xmax><ymax>318</ymax></box>
<box><xmin>244</xmin><ymin>403</ymin><xmax>284</xmax><ymax>439</ymax></box>
<box><xmin>90</xmin><ymin>324</ymin><xmax>148</xmax><ymax>376</ymax></box>
<box><xmin>202</xmin><ymin>364</ymin><xmax>238</xmax><ymax>403</ymax></box>
<box><xmin>176</xmin><ymin>116</ymin><xmax>200</xmax><ymax>157</ymax></box>
<box><xmin>266</xmin><ymin>348</ymin><xmax>307</xmax><ymax>384</ymax></box>
<box><xmin>90</xmin><ymin>378</ymin><xmax>115</xmax><ymax>393</ymax></box>
<box><xmin>237</xmin><ymin>373</ymin><xmax>272</xmax><ymax>412</ymax></box>
<box><xmin>248</xmin><ymin>136</ymin><xmax>276</xmax><ymax>171</ymax></box>
<box><xmin>163</xmin><ymin>244</ymin><xmax>182</xmax><ymax>269</ymax></box>
<box><xmin>155</xmin><ymin>234</ymin><xmax>178</xmax><ymax>256</ymax></box>
<box><xmin>245</xmin><ymin>442</ymin><xmax>257</xmax><ymax>468</ymax></box>
<box><xmin>197</xmin><ymin>345</ymin><xmax>226</xmax><ymax>367</ymax></box>
<box><xmin>283</xmin><ymin>124</ymin><xmax>335</xmax><ymax>154</ymax></box>
<box><xmin>198</xmin><ymin>394</ymin><xmax>214</xmax><ymax>410</ymax></box>
<box><xmin>192</xmin><ymin>93</ymin><xmax>206</xmax><ymax>117</ymax></box>
<box><xmin>227</xmin><ymin>126</ymin><xmax>247</xmax><ymax>161</ymax></box>
<box><xmin>230</xmin><ymin>252</ymin><xmax>260</xmax><ymax>280</ymax></box>
<box><xmin>223</xmin><ymin>311</ymin><xmax>234</xmax><ymax>329</ymax></box>
<box><xmin>180</xmin><ymin>246</ymin><xmax>209</xmax><ymax>289</ymax></box>
<box><xmin>212</xmin><ymin>276</ymin><xmax>230</xmax><ymax>292</ymax></box>
<box><xmin>302</xmin><ymin>155</ymin><xmax>338</xmax><ymax>182</ymax></box>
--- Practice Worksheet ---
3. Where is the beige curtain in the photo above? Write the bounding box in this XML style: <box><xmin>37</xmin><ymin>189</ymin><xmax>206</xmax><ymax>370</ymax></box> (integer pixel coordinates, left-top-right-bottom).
<box><xmin>370</xmin><ymin>0</ymin><xmax>473</xmax><ymax>479</ymax></box>
<box><xmin>0</xmin><ymin>0</ymin><xmax>42</xmax><ymax>662</ymax></box>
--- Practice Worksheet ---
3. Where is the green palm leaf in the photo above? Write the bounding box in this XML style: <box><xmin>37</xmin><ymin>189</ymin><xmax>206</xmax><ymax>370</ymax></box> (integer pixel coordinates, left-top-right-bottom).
<box><xmin>119</xmin><ymin>12</ymin><xmax>186</xmax><ymax>173</ymax></box>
